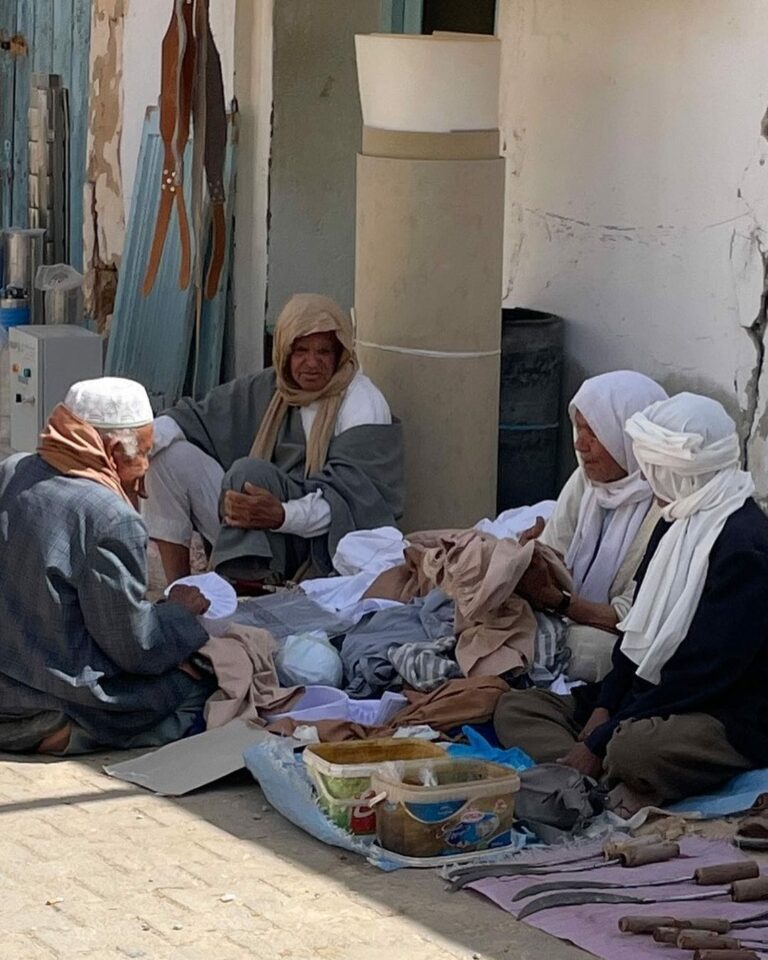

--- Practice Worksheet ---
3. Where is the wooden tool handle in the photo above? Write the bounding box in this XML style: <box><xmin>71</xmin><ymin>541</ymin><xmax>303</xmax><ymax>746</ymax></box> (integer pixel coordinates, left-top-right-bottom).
<box><xmin>694</xmin><ymin>951</ymin><xmax>759</xmax><ymax>960</ymax></box>
<box><xmin>678</xmin><ymin>933</ymin><xmax>740</xmax><ymax>950</ymax></box>
<box><xmin>695</xmin><ymin>862</ymin><xmax>761</xmax><ymax>885</ymax></box>
<box><xmin>619</xmin><ymin>916</ymin><xmax>679</xmax><ymax>934</ymax></box>
<box><xmin>658</xmin><ymin>918</ymin><xmax>731</xmax><ymax>934</ymax></box>
<box><xmin>603</xmin><ymin>833</ymin><xmax>664</xmax><ymax>859</ymax></box>
<box><xmin>732</xmin><ymin>876</ymin><xmax>768</xmax><ymax>902</ymax></box>
<box><xmin>620</xmin><ymin>841</ymin><xmax>680</xmax><ymax>867</ymax></box>
<box><xmin>654</xmin><ymin>926</ymin><xmax>686</xmax><ymax>944</ymax></box>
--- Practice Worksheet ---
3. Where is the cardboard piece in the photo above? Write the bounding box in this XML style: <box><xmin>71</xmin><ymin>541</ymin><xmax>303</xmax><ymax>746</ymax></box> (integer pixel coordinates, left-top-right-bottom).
<box><xmin>362</xmin><ymin>126</ymin><xmax>499</xmax><ymax>161</ymax></box>
<box><xmin>103</xmin><ymin>720</ymin><xmax>278</xmax><ymax>796</ymax></box>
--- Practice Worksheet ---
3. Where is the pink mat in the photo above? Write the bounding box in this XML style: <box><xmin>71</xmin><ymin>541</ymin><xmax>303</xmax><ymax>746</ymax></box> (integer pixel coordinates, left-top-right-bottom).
<box><xmin>468</xmin><ymin>838</ymin><xmax>768</xmax><ymax>959</ymax></box>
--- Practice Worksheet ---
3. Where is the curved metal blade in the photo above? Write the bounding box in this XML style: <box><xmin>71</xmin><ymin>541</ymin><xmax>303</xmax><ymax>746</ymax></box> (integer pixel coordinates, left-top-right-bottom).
<box><xmin>449</xmin><ymin>864</ymin><xmax>587</xmax><ymax>891</ymax></box>
<box><xmin>517</xmin><ymin>891</ymin><xmax>643</xmax><ymax>920</ymax></box>
<box><xmin>512</xmin><ymin>879</ymin><xmax>624</xmax><ymax>901</ymax></box>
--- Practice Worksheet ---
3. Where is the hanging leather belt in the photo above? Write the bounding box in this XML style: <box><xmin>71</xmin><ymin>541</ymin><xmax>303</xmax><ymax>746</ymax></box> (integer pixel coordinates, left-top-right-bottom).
<box><xmin>142</xmin><ymin>0</ymin><xmax>228</xmax><ymax>302</ymax></box>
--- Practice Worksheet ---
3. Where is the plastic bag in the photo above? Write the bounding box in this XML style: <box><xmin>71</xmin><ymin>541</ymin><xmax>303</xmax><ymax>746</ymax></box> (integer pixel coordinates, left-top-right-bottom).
<box><xmin>446</xmin><ymin>726</ymin><xmax>535</xmax><ymax>771</ymax></box>
<box><xmin>275</xmin><ymin>630</ymin><xmax>343</xmax><ymax>688</ymax></box>
<box><xmin>35</xmin><ymin>263</ymin><xmax>84</xmax><ymax>325</ymax></box>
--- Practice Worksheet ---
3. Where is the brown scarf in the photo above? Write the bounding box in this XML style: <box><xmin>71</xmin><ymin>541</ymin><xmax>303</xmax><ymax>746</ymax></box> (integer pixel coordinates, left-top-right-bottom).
<box><xmin>38</xmin><ymin>405</ymin><xmax>134</xmax><ymax>508</ymax></box>
<box><xmin>250</xmin><ymin>293</ymin><xmax>359</xmax><ymax>475</ymax></box>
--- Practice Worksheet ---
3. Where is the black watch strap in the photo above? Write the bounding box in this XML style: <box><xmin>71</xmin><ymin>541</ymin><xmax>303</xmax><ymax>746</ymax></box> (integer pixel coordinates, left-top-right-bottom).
<box><xmin>555</xmin><ymin>589</ymin><xmax>572</xmax><ymax>616</ymax></box>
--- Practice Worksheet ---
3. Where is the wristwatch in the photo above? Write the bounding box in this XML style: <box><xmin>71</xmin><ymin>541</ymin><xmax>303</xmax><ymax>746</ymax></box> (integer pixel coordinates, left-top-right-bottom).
<box><xmin>553</xmin><ymin>589</ymin><xmax>572</xmax><ymax>616</ymax></box>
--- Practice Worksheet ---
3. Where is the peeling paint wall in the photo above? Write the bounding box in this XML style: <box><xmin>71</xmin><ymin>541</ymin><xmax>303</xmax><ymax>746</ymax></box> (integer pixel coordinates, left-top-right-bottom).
<box><xmin>498</xmin><ymin>0</ymin><xmax>768</xmax><ymax>496</ymax></box>
<box><xmin>84</xmin><ymin>0</ymin><xmax>126</xmax><ymax>330</ymax></box>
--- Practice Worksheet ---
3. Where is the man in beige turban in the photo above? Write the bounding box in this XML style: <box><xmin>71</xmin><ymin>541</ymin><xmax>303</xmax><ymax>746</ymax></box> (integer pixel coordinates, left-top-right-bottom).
<box><xmin>146</xmin><ymin>294</ymin><xmax>404</xmax><ymax>585</ymax></box>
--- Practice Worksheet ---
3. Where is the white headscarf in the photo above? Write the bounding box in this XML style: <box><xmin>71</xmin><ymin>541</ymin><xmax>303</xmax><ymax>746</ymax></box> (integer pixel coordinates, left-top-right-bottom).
<box><xmin>619</xmin><ymin>393</ymin><xmax>755</xmax><ymax>684</ymax></box>
<box><xmin>565</xmin><ymin>371</ymin><xmax>668</xmax><ymax>603</ymax></box>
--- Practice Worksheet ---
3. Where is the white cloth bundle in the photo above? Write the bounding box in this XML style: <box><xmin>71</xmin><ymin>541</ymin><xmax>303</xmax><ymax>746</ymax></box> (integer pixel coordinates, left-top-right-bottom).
<box><xmin>619</xmin><ymin>393</ymin><xmax>755</xmax><ymax>684</ymax></box>
<box><xmin>566</xmin><ymin>371</ymin><xmax>668</xmax><ymax>603</ymax></box>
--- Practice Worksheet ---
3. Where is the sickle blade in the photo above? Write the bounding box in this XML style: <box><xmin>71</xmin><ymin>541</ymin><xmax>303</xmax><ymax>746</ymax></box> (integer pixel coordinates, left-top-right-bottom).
<box><xmin>512</xmin><ymin>879</ymin><xmax>622</xmax><ymax>902</ymax></box>
<box><xmin>517</xmin><ymin>891</ymin><xmax>643</xmax><ymax>920</ymax></box>
<box><xmin>449</xmin><ymin>865</ymin><xmax>580</xmax><ymax>891</ymax></box>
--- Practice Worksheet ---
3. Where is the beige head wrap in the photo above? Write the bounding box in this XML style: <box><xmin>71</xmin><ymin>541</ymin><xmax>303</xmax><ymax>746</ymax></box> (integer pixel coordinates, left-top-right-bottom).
<box><xmin>250</xmin><ymin>294</ymin><xmax>359</xmax><ymax>475</ymax></box>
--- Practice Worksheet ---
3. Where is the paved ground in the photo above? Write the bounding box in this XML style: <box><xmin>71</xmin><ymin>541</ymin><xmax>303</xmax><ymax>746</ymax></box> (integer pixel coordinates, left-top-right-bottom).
<box><xmin>0</xmin><ymin>751</ymin><xmax>596</xmax><ymax>960</ymax></box>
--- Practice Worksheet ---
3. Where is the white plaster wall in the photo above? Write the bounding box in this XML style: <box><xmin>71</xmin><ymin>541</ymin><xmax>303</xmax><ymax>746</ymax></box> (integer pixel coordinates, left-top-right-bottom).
<box><xmin>230</xmin><ymin>0</ymin><xmax>273</xmax><ymax>376</ymax></box>
<box><xmin>498</xmin><ymin>0</ymin><xmax>768</xmax><ymax>492</ymax></box>
<box><xmin>121</xmin><ymin>0</ymin><xmax>236</xmax><ymax>214</ymax></box>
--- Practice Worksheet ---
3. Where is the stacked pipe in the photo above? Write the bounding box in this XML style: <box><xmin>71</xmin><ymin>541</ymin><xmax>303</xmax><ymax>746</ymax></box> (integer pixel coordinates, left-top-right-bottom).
<box><xmin>354</xmin><ymin>33</ymin><xmax>503</xmax><ymax>530</ymax></box>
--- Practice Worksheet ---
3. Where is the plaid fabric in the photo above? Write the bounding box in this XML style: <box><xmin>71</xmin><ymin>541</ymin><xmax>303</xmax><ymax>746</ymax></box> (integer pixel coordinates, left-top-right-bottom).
<box><xmin>529</xmin><ymin>612</ymin><xmax>571</xmax><ymax>687</ymax></box>
<box><xmin>389</xmin><ymin>635</ymin><xmax>462</xmax><ymax>692</ymax></box>
<box><xmin>0</xmin><ymin>454</ymin><xmax>208</xmax><ymax>743</ymax></box>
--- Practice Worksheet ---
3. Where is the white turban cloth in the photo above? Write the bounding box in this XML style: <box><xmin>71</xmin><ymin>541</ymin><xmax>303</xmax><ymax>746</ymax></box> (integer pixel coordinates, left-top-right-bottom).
<box><xmin>565</xmin><ymin>371</ymin><xmax>668</xmax><ymax>603</ymax></box>
<box><xmin>619</xmin><ymin>392</ymin><xmax>755</xmax><ymax>684</ymax></box>
<box><xmin>64</xmin><ymin>377</ymin><xmax>153</xmax><ymax>430</ymax></box>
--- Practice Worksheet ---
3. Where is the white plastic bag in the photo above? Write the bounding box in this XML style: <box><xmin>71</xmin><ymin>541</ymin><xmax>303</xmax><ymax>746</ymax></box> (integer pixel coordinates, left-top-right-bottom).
<box><xmin>275</xmin><ymin>631</ymin><xmax>343</xmax><ymax>688</ymax></box>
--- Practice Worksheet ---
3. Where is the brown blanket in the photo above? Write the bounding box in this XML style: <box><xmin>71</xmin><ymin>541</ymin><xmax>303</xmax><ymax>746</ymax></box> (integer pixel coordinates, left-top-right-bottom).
<box><xmin>363</xmin><ymin>529</ymin><xmax>571</xmax><ymax>679</ymax></box>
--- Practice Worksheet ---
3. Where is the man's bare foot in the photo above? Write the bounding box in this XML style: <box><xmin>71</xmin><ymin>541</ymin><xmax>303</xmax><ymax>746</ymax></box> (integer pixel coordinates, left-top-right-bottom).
<box><xmin>36</xmin><ymin>723</ymin><xmax>72</xmax><ymax>754</ymax></box>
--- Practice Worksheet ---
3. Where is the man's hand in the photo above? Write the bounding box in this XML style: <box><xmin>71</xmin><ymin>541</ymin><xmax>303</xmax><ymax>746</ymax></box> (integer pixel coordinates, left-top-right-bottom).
<box><xmin>223</xmin><ymin>483</ymin><xmax>286</xmax><ymax>530</ymax></box>
<box><xmin>557</xmin><ymin>742</ymin><xmax>603</xmax><ymax>780</ymax></box>
<box><xmin>167</xmin><ymin>585</ymin><xmax>210</xmax><ymax>616</ymax></box>
<box><xmin>518</xmin><ymin>515</ymin><xmax>546</xmax><ymax>546</ymax></box>
<box><xmin>516</xmin><ymin>552</ymin><xmax>563</xmax><ymax>610</ymax></box>
<box><xmin>578</xmin><ymin>707</ymin><xmax>611</xmax><ymax>742</ymax></box>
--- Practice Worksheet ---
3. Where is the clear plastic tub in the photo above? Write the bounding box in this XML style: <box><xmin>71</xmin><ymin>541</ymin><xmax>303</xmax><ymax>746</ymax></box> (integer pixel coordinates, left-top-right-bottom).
<box><xmin>304</xmin><ymin>738</ymin><xmax>446</xmax><ymax>835</ymax></box>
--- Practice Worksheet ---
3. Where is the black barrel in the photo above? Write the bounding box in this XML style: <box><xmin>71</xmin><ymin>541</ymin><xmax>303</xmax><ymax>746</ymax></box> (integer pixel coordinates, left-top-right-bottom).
<box><xmin>498</xmin><ymin>308</ymin><xmax>563</xmax><ymax>510</ymax></box>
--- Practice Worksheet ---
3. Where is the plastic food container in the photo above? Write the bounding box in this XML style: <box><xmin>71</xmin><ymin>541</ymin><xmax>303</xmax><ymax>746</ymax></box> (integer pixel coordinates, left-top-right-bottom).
<box><xmin>370</xmin><ymin>758</ymin><xmax>520</xmax><ymax>857</ymax></box>
<box><xmin>303</xmin><ymin>738</ymin><xmax>446</xmax><ymax>835</ymax></box>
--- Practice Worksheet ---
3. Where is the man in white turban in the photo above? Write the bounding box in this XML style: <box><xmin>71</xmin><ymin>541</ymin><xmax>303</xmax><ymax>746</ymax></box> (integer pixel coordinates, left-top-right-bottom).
<box><xmin>497</xmin><ymin>393</ymin><xmax>768</xmax><ymax>812</ymax></box>
<box><xmin>0</xmin><ymin>377</ymin><xmax>213</xmax><ymax>754</ymax></box>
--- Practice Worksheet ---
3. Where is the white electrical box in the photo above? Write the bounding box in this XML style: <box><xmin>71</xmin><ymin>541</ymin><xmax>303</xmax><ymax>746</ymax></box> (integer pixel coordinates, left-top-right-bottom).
<box><xmin>9</xmin><ymin>326</ymin><xmax>103</xmax><ymax>452</ymax></box>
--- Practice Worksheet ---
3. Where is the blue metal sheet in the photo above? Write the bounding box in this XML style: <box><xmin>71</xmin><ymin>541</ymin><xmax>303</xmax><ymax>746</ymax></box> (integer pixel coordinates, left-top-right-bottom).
<box><xmin>2</xmin><ymin>0</ymin><xmax>89</xmax><ymax>269</ymax></box>
<box><xmin>11</xmin><ymin>0</ymin><xmax>34</xmax><ymax>227</ymax></box>
<box><xmin>0</xmin><ymin>0</ymin><xmax>17</xmax><ymax>230</ymax></box>
<box><xmin>189</xmin><ymin>111</ymin><xmax>239</xmax><ymax>398</ymax></box>
<box><xmin>106</xmin><ymin>107</ymin><xmax>195</xmax><ymax>411</ymax></box>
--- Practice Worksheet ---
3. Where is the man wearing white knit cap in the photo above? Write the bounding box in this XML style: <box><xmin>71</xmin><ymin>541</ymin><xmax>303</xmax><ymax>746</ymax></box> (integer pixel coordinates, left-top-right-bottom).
<box><xmin>496</xmin><ymin>393</ymin><xmax>768</xmax><ymax>812</ymax></box>
<box><xmin>0</xmin><ymin>377</ymin><xmax>213</xmax><ymax>754</ymax></box>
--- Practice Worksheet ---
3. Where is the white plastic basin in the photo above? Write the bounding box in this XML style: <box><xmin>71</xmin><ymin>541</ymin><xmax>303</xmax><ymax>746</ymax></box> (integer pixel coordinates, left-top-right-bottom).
<box><xmin>355</xmin><ymin>33</ymin><xmax>500</xmax><ymax>133</ymax></box>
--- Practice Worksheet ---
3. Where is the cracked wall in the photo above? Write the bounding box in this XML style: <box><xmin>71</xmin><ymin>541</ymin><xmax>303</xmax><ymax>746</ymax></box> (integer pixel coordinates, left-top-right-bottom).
<box><xmin>498</xmin><ymin>0</ymin><xmax>768</xmax><ymax>498</ymax></box>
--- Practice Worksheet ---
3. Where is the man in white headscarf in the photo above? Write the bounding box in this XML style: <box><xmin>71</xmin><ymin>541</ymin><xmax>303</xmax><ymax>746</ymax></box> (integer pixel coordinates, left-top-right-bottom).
<box><xmin>497</xmin><ymin>393</ymin><xmax>768</xmax><ymax>811</ymax></box>
<box><xmin>0</xmin><ymin>377</ymin><xmax>214</xmax><ymax>754</ymax></box>
<box><xmin>518</xmin><ymin>370</ymin><xmax>668</xmax><ymax>681</ymax></box>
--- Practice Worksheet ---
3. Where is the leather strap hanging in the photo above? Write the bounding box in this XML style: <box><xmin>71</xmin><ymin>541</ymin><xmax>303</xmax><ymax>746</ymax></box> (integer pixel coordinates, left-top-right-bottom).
<box><xmin>203</xmin><ymin>19</ymin><xmax>227</xmax><ymax>301</ymax></box>
<box><xmin>141</xmin><ymin>0</ymin><xmax>229</xmax><ymax>307</ymax></box>
<box><xmin>142</xmin><ymin>0</ymin><xmax>194</xmax><ymax>296</ymax></box>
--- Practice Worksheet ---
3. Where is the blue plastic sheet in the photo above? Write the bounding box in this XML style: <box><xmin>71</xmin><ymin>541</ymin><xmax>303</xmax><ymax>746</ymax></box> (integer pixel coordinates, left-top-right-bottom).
<box><xmin>665</xmin><ymin>768</ymin><xmax>768</xmax><ymax>819</ymax></box>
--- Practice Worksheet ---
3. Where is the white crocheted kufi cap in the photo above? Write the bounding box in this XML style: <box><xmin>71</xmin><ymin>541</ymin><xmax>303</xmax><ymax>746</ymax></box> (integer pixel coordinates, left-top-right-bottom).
<box><xmin>63</xmin><ymin>377</ymin><xmax>153</xmax><ymax>429</ymax></box>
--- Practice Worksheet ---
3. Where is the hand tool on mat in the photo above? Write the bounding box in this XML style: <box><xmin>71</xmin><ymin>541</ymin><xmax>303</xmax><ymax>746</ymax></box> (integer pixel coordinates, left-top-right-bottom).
<box><xmin>447</xmin><ymin>837</ymin><xmax>678</xmax><ymax>890</ymax></box>
<box><xmin>620</xmin><ymin>909</ymin><xmax>768</xmax><ymax>935</ymax></box>
<box><xmin>515</xmin><ymin>876</ymin><xmax>768</xmax><ymax>920</ymax></box>
<box><xmin>674</xmin><ymin>930</ymin><xmax>768</xmax><ymax>951</ymax></box>
<box><xmin>694</xmin><ymin>952</ymin><xmax>762</xmax><ymax>960</ymax></box>
<box><xmin>511</xmin><ymin>861</ymin><xmax>760</xmax><ymax>901</ymax></box>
